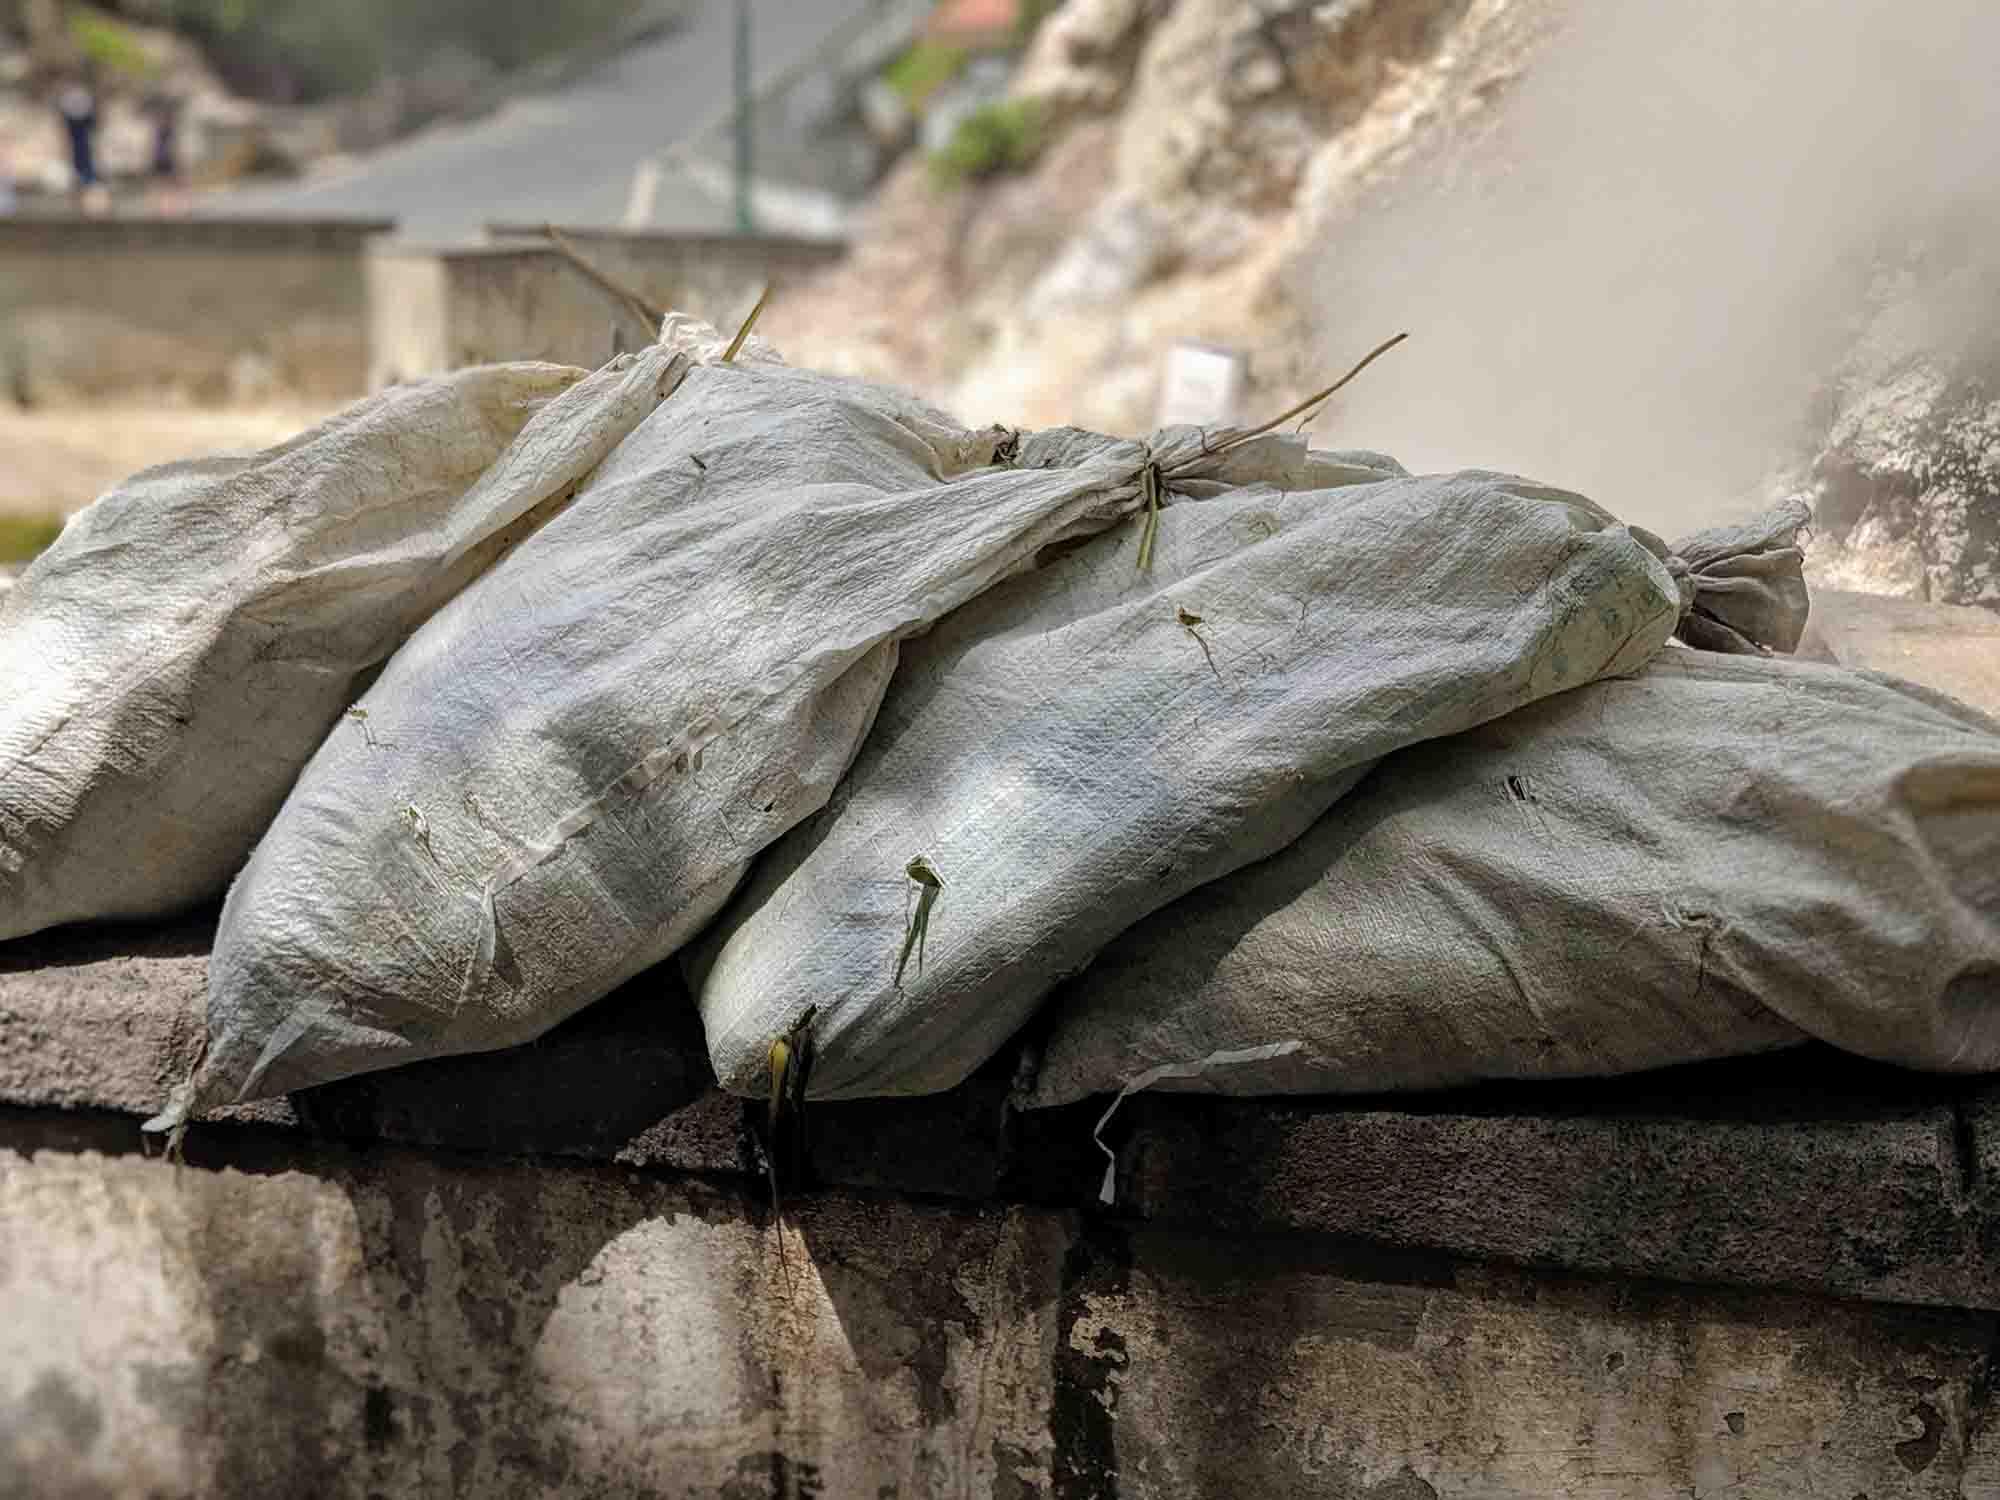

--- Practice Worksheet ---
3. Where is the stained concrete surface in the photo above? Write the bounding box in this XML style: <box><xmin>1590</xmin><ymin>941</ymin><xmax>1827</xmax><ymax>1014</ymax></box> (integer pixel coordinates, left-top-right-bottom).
<box><xmin>0</xmin><ymin>1121</ymin><xmax>1066</xmax><ymax>1499</ymax></box>
<box><xmin>1062</xmin><ymin>1227</ymin><xmax>2000</xmax><ymax>1499</ymax></box>
<box><xmin>0</xmin><ymin>217</ymin><xmax>386</xmax><ymax>403</ymax></box>
<box><xmin>9</xmin><ymin>916</ymin><xmax>2000</xmax><ymax>1312</ymax></box>
<box><xmin>11</xmin><ymin>890</ymin><xmax>2000</xmax><ymax>1492</ymax></box>
<box><xmin>5</xmin><ymin>1115</ymin><xmax>2000</xmax><ymax>1498</ymax></box>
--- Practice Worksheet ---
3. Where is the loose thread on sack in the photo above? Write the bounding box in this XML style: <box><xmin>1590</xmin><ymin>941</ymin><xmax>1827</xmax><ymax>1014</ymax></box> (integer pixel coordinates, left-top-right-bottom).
<box><xmin>1172</xmin><ymin>331</ymin><xmax>1409</xmax><ymax>477</ymax></box>
<box><xmin>140</xmin><ymin>1028</ymin><xmax>209</xmax><ymax>1151</ymax></box>
<box><xmin>1177</xmin><ymin>605</ymin><xmax>1222</xmax><ymax>683</ymax></box>
<box><xmin>402</xmin><ymin>803</ymin><xmax>439</xmax><ymax>864</ymax></box>
<box><xmin>1135</xmin><ymin>463</ymin><xmax>1163</xmax><ymax>572</ymax></box>
<box><xmin>1127</xmin><ymin>331</ymin><xmax>1407</xmax><ymax>574</ymax></box>
<box><xmin>895</xmin><ymin>856</ymin><xmax>945</xmax><ymax>988</ymax></box>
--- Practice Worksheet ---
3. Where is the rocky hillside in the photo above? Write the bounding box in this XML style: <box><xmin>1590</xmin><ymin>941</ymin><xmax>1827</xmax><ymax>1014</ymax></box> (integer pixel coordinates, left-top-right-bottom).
<box><xmin>770</xmin><ymin>0</ymin><xmax>1998</xmax><ymax>613</ymax></box>
<box><xmin>770</xmin><ymin>0</ymin><xmax>1544</xmax><ymax>432</ymax></box>
<box><xmin>1785</xmin><ymin>241</ymin><xmax>2000</xmax><ymax>612</ymax></box>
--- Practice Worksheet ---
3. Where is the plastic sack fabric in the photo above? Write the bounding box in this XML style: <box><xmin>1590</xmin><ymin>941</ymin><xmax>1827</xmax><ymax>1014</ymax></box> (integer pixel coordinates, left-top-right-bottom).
<box><xmin>1026</xmin><ymin>650</ymin><xmax>2000</xmax><ymax>1107</ymax></box>
<box><xmin>1664</xmin><ymin>500</ymin><xmax>1812</xmax><ymax>655</ymax></box>
<box><xmin>690</xmin><ymin>451</ymin><xmax>1693</xmax><ymax>1101</ymax></box>
<box><xmin>0</xmin><ymin>353</ymin><xmax>680</xmax><ymax>940</ymax></box>
<box><xmin>150</xmin><ymin>318</ymin><xmax>1227</xmax><ymax>1129</ymax></box>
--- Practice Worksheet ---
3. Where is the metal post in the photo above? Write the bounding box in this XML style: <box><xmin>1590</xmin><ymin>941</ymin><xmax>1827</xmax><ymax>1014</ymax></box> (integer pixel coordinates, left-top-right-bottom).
<box><xmin>733</xmin><ymin>0</ymin><xmax>754</xmax><ymax>233</ymax></box>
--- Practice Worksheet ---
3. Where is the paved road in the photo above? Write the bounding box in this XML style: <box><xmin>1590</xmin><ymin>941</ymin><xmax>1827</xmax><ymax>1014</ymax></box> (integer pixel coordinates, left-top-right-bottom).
<box><xmin>211</xmin><ymin>0</ymin><xmax>879</xmax><ymax>242</ymax></box>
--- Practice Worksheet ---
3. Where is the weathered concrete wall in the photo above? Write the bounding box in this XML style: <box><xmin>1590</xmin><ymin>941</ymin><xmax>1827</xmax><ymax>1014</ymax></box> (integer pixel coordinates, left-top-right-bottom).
<box><xmin>362</xmin><ymin>249</ymin><xmax>450</xmax><ymax>403</ymax></box>
<box><xmin>0</xmin><ymin>1123</ymin><xmax>1065</xmax><ymax>1499</ymax></box>
<box><xmin>0</xmin><ymin>216</ymin><xmax>391</xmax><ymax>403</ymax></box>
<box><xmin>1062</xmin><ymin>1229</ymin><xmax>2000</xmax><ymax>1499</ymax></box>
<box><xmin>13</xmin><ymin>917</ymin><xmax>2000</xmax><ymax>1314</ymax></box>
<box><xmin>6</xmin><ymin>1118</ymin><xmax>1999</xmax><ymax>1499</ymax></box>
<box><xmin>367</xmin><ymin>229</ymin><xmax>846</xmax><ymax>387</ymax></box>
<box><xmin>9</xmin><ymin>919</ymin><xmax>2000</xmax><ymax>1494</ymax></box>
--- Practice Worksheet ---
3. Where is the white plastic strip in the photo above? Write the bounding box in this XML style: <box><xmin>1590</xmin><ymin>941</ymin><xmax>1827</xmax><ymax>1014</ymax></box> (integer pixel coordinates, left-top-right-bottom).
<box><xmin>1092</xmin><ymin>1040</ymin><xmax>1303</xmax><ymax>1205</ymax></box>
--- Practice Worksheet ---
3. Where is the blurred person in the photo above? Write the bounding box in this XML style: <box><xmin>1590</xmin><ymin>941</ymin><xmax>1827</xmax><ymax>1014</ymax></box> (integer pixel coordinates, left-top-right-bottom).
<box><xmin>56</xmin><ymin>74</ymin><xmax>98</xmax><ymax>196</ymax></box>
<box><xmin>146</xmin><ymin>93</ymin><xmax>187</xmax><ymax>213</ymax></box>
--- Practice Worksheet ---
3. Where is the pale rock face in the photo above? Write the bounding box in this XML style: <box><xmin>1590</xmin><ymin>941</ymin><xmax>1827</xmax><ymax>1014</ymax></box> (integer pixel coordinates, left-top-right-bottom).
<box><xmin>772</xmin><ymin>0</ymin><xmax>1522</xmax><ymax>435</ymax></box>
<box><xmin>1805</xmin><ymin>513</ymin><xmax>1928</xmax><ymax>601</ymax></box>
<box><xmin>1010</xmin><ymin>0</ymin><xmax>1157</xmax><ymax>116</ymax></box>
<box><xmin>1797</xmin><ymin>254</ymin><xmax>2000</xmax><ymax>613</ymax></box>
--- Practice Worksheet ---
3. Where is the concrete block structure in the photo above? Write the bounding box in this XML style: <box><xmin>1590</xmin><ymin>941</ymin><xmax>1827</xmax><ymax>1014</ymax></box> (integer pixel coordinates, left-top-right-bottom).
<box><xmin>0</xmin><ymin>215</ymin><xmax>391</xmax><ymax>403</ymax></box>
<box><xmin>366</xmin><ymin>227</ymin><xmax>846</xmax><ymax>388</ymax></box>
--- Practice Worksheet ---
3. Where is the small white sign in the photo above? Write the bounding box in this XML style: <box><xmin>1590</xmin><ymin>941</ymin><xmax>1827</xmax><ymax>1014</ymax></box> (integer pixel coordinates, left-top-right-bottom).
<box><xmin>1155</xmin><ymin>341</ymin><xmax>1246</xmax><ymax>430</ymax></box>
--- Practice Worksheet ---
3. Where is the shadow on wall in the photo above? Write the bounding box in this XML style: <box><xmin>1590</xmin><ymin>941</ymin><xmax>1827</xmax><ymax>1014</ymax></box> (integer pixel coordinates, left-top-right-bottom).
<box><xmin>0</xmin><ymin>927</ymin><xmax>1074</xmax><ymax>1500</ymax></box>
<box><xmin>0</xmin><ymin>1104</ymin><xmax>1073</xmax><ymax>1498</ymax></box>
<box><xmin>0</xmin><ymin>1109</ymin><xmax>671</xmax><ymax>1496</ymax></box>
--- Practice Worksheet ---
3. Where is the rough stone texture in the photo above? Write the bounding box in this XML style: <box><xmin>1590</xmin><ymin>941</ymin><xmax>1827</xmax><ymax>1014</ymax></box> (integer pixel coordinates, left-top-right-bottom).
<box><xmin>0</xmin><ymin>914</ymin><xmax>214</xmax><ymax>1118</ymax></box>
<box><xmin>1011</xmin><ymin>0</ymin><xmax>1156</xmax><ymax>119</ymax></box>
<box><xmin>1808</xmin><ymin>510</ymin><xmax>1932</xmax><ymax>600</ymax></box>
<box><xmin>1108</xmin><ymin>1059</ymin><xmax>1995</xmax><ymax>1312</ymax></box>
<box><xmin>1811</xmin><ymin>374</ymin><xmax>2000</xmax><ymax>613</ymax></box>
<box><xmin>1792</xmin><ymin>247</ymin><xmax>2000</xmax><ymax>615</ymax></box>
<box><xmin>1798</xmin><ymin>588</ymin><xmax>2000</xmax><ymax>720</ymax></box>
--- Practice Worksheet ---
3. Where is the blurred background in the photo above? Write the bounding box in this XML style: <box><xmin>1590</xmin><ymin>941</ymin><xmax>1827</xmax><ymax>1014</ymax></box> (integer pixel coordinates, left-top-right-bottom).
<box><xmin>1</xmin><ymin>0</ymin><xmax>1995</xmax><ymax>621</ymax></box>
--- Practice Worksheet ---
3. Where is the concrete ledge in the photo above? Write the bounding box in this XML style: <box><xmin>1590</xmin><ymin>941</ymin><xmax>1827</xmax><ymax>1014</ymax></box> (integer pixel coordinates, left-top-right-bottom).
<box><xmin>1110</xmin><ymin>1063</ymin><xmax>1989</xmax><ymax>1312</ymax></box>
<box><xmin>0</xmin><ymin>1114</ymin><xmax>1074</xmax><ymax>1498</ymax></box>
<box><xmin>6</xmin><ymin>917</ymin><xmax>1999</xmax><ymax>1314</ymax></box>
<box><xmin>367</xmin><ymin>228</ymin><xmax>846</xmax><ymax>384</ymax></box>
<box><xmin>485</xmin><ymin>223</ymin><xmax>848</xmax><ymax>255</ymax></box>
<box><xmin>0</xmin><ymin>215</ymin><xmax>396</xmax><ymax>252</ymax></box>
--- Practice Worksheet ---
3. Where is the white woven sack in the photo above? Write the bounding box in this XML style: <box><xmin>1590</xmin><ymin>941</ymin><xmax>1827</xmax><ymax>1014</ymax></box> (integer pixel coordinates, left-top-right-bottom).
<box><xmin>152</xmin><ymin>320</ymin><xmax>1245</xmax><ymax>1126</ymax></box>
<box><xmin>0</xmin><ymin>353</ymin><xmax>675</xmax><ymax>939</ymax></box>
<box><xmin>1027</xmin><ymin>650</ymin><xmax>2000</xmax><ymax>1106</ymax></box>
<box><xmin>691</xmin><ymin>454</ymin><xmax>1692</xmax><ymax>1101</ymax></box>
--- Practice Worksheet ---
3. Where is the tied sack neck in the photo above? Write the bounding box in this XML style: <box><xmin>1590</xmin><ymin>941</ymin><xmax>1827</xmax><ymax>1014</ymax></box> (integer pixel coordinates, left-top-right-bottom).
<box><xmin>1645</xmin><ymin>497</ymin><xmax>1813</xmax><ymax>656</ymax></box>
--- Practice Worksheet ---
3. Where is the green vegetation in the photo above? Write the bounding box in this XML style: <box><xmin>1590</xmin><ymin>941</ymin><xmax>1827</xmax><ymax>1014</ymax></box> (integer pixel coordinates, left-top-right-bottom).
<box><xmin>881</xmin><ymin>39</ymin><xmax>967</xmax><ymax>111</ymax></box>
<box><xmin>0</xmin><ymin>514</ymin><xmax>65</xmax><ymax>565</ymax></box>
<box><xmin>929</xmin><ymin>97</ymin><xmax>1046</xmax><ymax>185</ymax></box>
<box><xmin>69</xmin><ymin>8</ymin><xmax>158</xmax><ymax>78</ymax></box>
